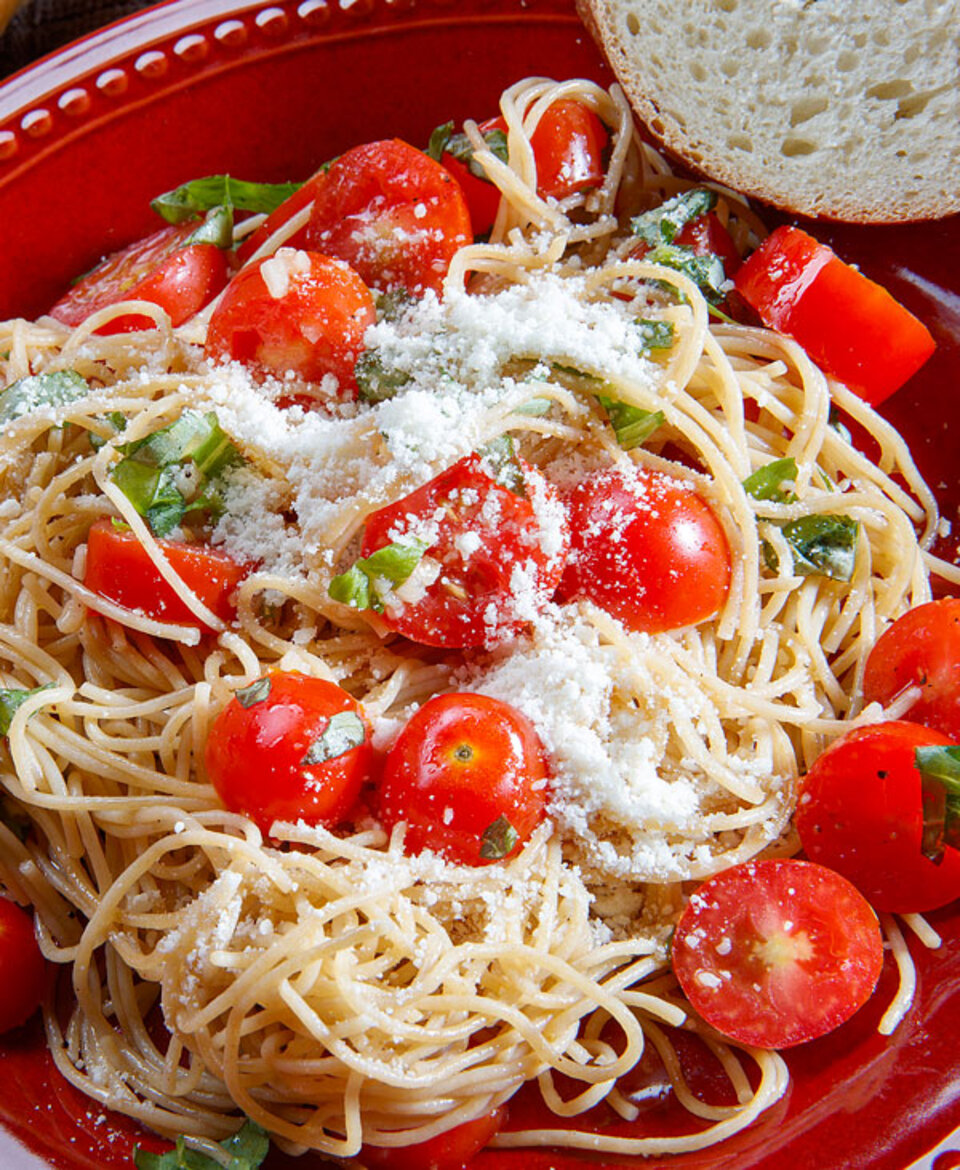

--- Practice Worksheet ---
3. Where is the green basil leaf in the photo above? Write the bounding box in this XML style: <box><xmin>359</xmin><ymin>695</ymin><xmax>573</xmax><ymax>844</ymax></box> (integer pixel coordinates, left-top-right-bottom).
<box><xmin>630</xmin><ymin>188</ymin><xmax>718</xmax><ymax>248</ymax></box>
<box><xmin>442</xmin><ymin>127</ymin><xmax>509</xmax><ymax>181</ymax></box>
<box><xmin>916</xmin><ymin>746</ymin><xmax>960</xmax><ymax>861</ymax></box>
<box><xmin>301</xmin><ymin>709</ymin><xmax>366</xmax><ymax>765</ymax></box>
<box><xmin>133</xmin><ymin>1120</ymin><xmax>270</xmax><ymax>1170</ymax></box>
<box><xmin>0</xmin><ymin>683</ymin><xmax>54</xmax><ymax>736</ymax></box>
<box><xmin>767</xmin><ymin>514</ymin><xmax>859</xmax><ymax>581</ymax></box>
<box><xmin>236</xmin><ymin>677</ymin><xmax>271</xmax><ymax>709</ymax></box>
<box><xmin>479</xmin><ymin>435</ymin><xmax>526</xmax><ymax>496</ymax></box>
<box><xmin>88</xmin><ymin>411</ymin><xmax>128</xmax><ymax>450</ymax></box>
<box><xmin>743</xmin><ymin>457</ymin><xmax>798</xmax><ymax>504</ymax></box>
<box><xmin>634</xmin><ymin>318</ymin><xmax>675</xmax><ymax>352</ymax></box>
<box><xmin>220</xmin><ymin>1120</ymin><xmax>271</xmax><ymax>1168</ymax></box>
<box><xmin>151</xmin><ymin>176</ymin><xmax>302</xmax><ymax>223</ymax></box>
<box><xmin>145</xmin><ymin>472</ymin><xmax>188</xmax><ymax>538</ymax></box>
<box><xmin>0</xmin><ymin>370</ymin><xmax>89</xmax><ymax>426</ymax></box>
<box><xmin>119</xmin><ymin>411</ymin><xmax>239</xmax><ymax>476</ymax></box>
<box><xmin>479</xmin><ymin>814</ymin><xmax>519</xmax><ymax>860</ymax></box>
<box><xmin>355</xmin><ymin>351</ymin><xmax>413</xmax><ymax>404</ymax></box>
<box><xmin>374</xmin><ymin>288</ymin><xmax>416</xmax><ymax>322</ymax></box>
<box><xmin>185</xmin><ymin>205</ymin><xmax>234</xmax><ymax>249</ymax></box>
<box><xmin>596</xmin><ymin>394</ymin><xmax>664</xmax><ymax>451</ymax></box>
<box><xmin>646</xmin><ymin>244</ymin><xmax>727</xmax><ymax>305</ymax></box>
<box><xmin>426</xmin><ymin>121</ymin><xmax>454</xmax><ymax>162</ymax></box>
<box><xmin>328</xmin><ymin>539</ymin><xmax>431</xmax><ymax>613</ymax></box>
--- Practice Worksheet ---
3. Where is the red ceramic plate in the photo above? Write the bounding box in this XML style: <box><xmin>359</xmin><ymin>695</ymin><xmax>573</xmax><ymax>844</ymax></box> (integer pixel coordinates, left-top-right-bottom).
<box><xmin>1</xmin><ymin>2</ymin><xmax>960</xmax><ymax>1168</ymax></box>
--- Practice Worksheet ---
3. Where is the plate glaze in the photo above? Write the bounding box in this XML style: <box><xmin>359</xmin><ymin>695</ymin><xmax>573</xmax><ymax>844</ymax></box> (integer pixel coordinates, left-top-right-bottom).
<box><xmin>0</xmin><ymin>2</ymin><xmax>959</xmax><ymax>1167</ymax></box>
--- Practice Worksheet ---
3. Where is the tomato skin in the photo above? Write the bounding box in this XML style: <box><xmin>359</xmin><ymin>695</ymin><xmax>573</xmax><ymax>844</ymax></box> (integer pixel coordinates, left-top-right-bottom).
<box><xmin>205</xmin><ymin>671</ymin><xmax>373</xmax><ymax>834</ymax></box>
<box><xmin>557</xmin><ymin>466</ymin><xmax>731</xmax><ymax>634</ymax></box>
<box><xmin>440</xmin><ymin>149</ymin><xmax>503</xmax><ymax>237</ymax></box>
<box><xmin>305</xmin><ymin>139</ymin><xmax>472</xmax><ymax>295</ymax></box>
<box><xmin>796</xmin><ymin>720</ymin><xmax>960</xmax><ymax>913</ymax></box>
<box><xmin>673</xmin><ymin>858</ymin><xmax>883</xmax><ymax>1050</ymax></box>
<box><xmin>378</xmin><ymin>693</ymin><xmax>547</xmax><ymax>866</ymax></box>
<box><xmin>360</xmin><ymin>1107</ymin><xmax>508</xmax><ymax>1170</ymax></box>
<box><xmin>83</xmin><ymin>519</ymin><xmax>249</xmax><ymax>630</ymax></box>
<box><xmin>0</xmin><ymin>899</ymin><xmax>48</xmax><ymax>1033</ymax></box>
<box><xmin>359</xmin><ymin>453</ymin><xmax>569</xmax><ymax>649</ymax></box>
<box><xmin>50</xmin><ymin>222</ymin><xmax>228</xmax><ymax>334</ymax></box>
<box><xmin>863</xmin><ymin>598</ymin><xmax>960</xmax><ymax>741</ymax></box>
<box><xmin>204</xmin><ymin>249</ymin><xmax>375</xmax><ymax>393</ymax></box>
<box><xmin>491</xmin><ymin>100</ymin><xmax>608</xmax><ymax>201</ymax></box>
<box><xmin>733</xmin><ymin>225</ymin><xmax>936</xmax><ymax>405</ymax></box>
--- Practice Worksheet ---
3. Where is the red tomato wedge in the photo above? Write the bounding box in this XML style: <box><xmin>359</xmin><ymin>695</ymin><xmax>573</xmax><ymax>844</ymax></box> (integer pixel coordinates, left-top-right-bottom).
<box><xmin>378</xmin><ymin>693</ymin><xmax>548</xmax><ymax>866</ymax></box>
<box><xmin>796</xmin><ymin>720</ymin><xmax>960</xmax><ymax>913</ymax></box>
<box><xmin>557</xmin><ymin>466</ymin><xmax>731</xmax><ymax>634</ymax></box>
<box><xmin>0</xmin><ymin>900</ymin><xmax>48</xmax><ymax>1034</ymax></box>
<box><xmin>83</xmin><ymin>519</ymin><xmax>249</xmax><ymax>630</ymax></box>
<box><xmin>205</xmin><ymin>671</ymin><xmax>372</xmax><ymax>834</ymax></box>
<box><xmin>360</xmin><ymin>1106</ymin><xmax>508</xmax><ymax>1170</ymax></box>
<box><xmin>305</xmin><ymin>139</ymin><xmax>471</xmax><ymax>295</ymax></box>
<box><xmin>485</xmin><ymin>100</ymin><xmax>608</xmax><ymax>201</ymax></box>
<box><xmin>733</xmin><ymin>225</ymin><xmax>936</xmax><ymax>405</ymax></box>
<box><xmin>863</xmin><ymin>598</ymin><xmax>960</xmax><ymax>741</ymax></box>
<box><xmin>672</xmin><ymin>858</ymin><xmax>884</xmax><ymax>1050</ymax></box>
<box><xmin>355</xmin><ymin>451</ymin><xmax>569</xmax><ymax>648</ymax></box>
<box><xmin>50</xmin><ymin>222</ymin><xmax>228</xmax><ymax>334</ymax></box>
<box><xmin>204</xmin><ymin>249</ymin><xmax>376</xmax><ymax>393</ymax></box>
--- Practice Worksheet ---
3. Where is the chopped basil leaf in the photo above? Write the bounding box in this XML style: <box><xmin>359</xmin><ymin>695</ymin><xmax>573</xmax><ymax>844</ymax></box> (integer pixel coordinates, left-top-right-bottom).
<box><xmin>301</xmin><ymin>710</ymin><xmax>366</xmax><ymax>765</ymax></box>
<box><xmin>646</xmin><ymin>244</ymin><xmax>727</xmax><ymax>305</ymax></box>
<box><xmin>0</xmin><ymin>683</ymin><xmax>54</xmax><ymax>736</ymax></box>
<box><xmin>374</xmin><ymin>288</ymin><xmax>416</xmax><ymax>322</ymax></box>
<box><xmin>596</xmin><ymin>394</ymin><xmax>664</xmax><ymax>451</ymax></box>
<box><xmin>634</xmin><ymin>318</ymin><xmax>675</xmax><ymax>352</ymax></box>
<box><xmin>236</xmin><ymin>677</ymin><xmax>271</xmax><ymax>709</ymax></box>
<box><xmin>426</xmin><ymin>121</ymin><xmax>454</xmax><ymax>162</ymax></box>
<box><xmin>916</xmin><ymin>745</ymin><xmax>960</xmax><ymax>861</ymax></box>
<box><xmin>479</xmin><ymin>435</ymin><xmax>526</xmax><ymax>496</ymax></box>
<box><xmin>512</xmin><ymin>397</ymin><xmax>552</xmax><ymax>417</ymax></box>
<box><xmin>134</xmin><ymin>1119</ymin><xmax>270</xmax><ymax>1170</ymax></box>
<box><xmin>185</xmin><ymin>205</ymin><xmax>234</xmax><ymax>249</ymax></box>
<box><xmin>479</xmin><ymin>814</ymin><xmax>519</xmax><ymax>861</ymax></box>
<box><xmin>328</xmin><ymin>539</ymin><xmax>431</xmax><ymax>613</ymax></box>
<box><xmin>764</xmin><ymin>514</ymin><xmax>859</xmax><ymax>581</ymax></box>
<box><xmin>630</xmin><ymin>188</ymin><xmax>717</xmax><ymax>248</ymax></box>
<box><xmin>151</xmin><ymin>175</ymin><xmax>301</xmax><ymax>224</ymax></box>
<box><xmin>430</xmin><ymin>122</ymin><xmax>509</xmax><ymax>181</ymax></box>
<box><xmin>0</xmin><ymin>370</ymin><xmax>89</xmax><ymax>426</ymax></box>
<box><xmin>743</xmin><ymin>457</ymin><xmax>798</xmax><ymax>504</ymax></box>
<box><xmin>355</xmin><ymin>351</ymin><xmax>412</xmax><ymax>403</ymax></box>
<box><xmin>88</xmin><ymin>411</ymin><xmax>128</xmax><ymax>450</ymax></box>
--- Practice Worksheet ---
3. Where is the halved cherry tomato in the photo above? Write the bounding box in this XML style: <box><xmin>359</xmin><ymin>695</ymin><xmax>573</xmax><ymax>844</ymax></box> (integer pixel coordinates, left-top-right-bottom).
<box><xmin>50</xmin><ymin>222</ymin><xmax>229</xmax><ymax>334</ymax></box>
<box><xmin>796</xmin><ymin>720</ymin><xmax>960</xmax><ymax>913</ymax></box>
<box><xmin>357</xmin><ymin>451</ymin><xmax>569</xmax><ymax>648</ymax></box>
<box><xmin>305</xmin><ymin>139</ymin><xmax>471</xmax><ymax>296</ymax></box>
<box><xmin>557</xmin><ymin>466</ymin><xmax>731</xmax><ymax>634</ymax></box>
<box><xmin>204</xmin><ymin>249</ymin><xmax>375</xmax><ymax>393</ymax></box>
<box><xmin>863</xmin><ymin>598</ymin><xmax>960</xmax><ymax>740</ymax></box>
<box><xmin>439</xmin><ymin>148</ymin><xmax>503</xmax><ymax>238</ymax></box>
<box><xmin>0</xmin><ymin>899</ymin><xmax>48</xmax><ymax>1033</ymax></box>
<box><xmin>83</xmin><ymin>519</ymin><xmax>249</xmax><ymax>630</ymax></box>
<box><xmin>205</xmin><ymin>671</ymin><xmax>372</xmax><ymax>833</ymax></box>
<box><xmin>360</xmin><ymin>1107</ymin><xmax>508</xmax><ymax>1170</ymax></box>
<box><xmin>672</xmin><ymin>858</ymin><xmax>883</xmax><ymax>1050</ymax></box>
<box><xmin>378</xmin><ymin>693</ymin><xmax>548</xmax><ymax>866</ymax></box>
<box><xmin>733</xmin><ymin>225</ymin><xmax>936</xmax><ymax>405</ymax></box>
<box><xmin>486</xmin><ymin>100</ymin><xmax>608</xmax><ymax>201</ymax></box>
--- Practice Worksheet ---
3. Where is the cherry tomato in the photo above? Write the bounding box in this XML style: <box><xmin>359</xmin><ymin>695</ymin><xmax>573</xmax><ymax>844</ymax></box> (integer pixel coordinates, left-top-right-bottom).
<box><xmin>357</xmin><ymin>451</ymin><xmax>569</xmax><ymax>648</ymax></box>
<box><xmin>360</xmin><ymin>1107</ymin><xmax>508</xmax><ymax>1170</ymax></box>
<box><xmin>796</xmin><ymin>720</ymin><xmax>960</xmax><ymax>913</ymax></box>
<box><xmin>485</xmin><ymin>100</ymin><xmax>608</xmax><ymax>201</ymax></box>
<box><xmin>439</xmin><ymin>148</ymin><xmax>503</xmax><ymax>238</ymax></box>
<box><xmin>205</xmin><ymin>671</ymin><xmax>372</xmax><ymax>833</ymax></box>
<box><xmin>84</xmin><ymin>519</ymin><xmax>250</xmax><ymax>630</ymax></box>
<box><xmin>50</xmin><ymin>222</ymin><xmax>228</xmax><ymax>335</ymax></box>
<box><xmin>863</xmin><ymin>598</ymin><xmax>960</xmax><ymax>740</ymax></box>
<box><xmin>378</xmin><ymin>693</ymin><xmax>547</xmax><ymax>866</ymax></box>
<box><xmin>204</xmin><ymin>249</ymin><xmax>375</xmax><ymax>393</ymax></box>
<box><xmin>672</xmin><ymin>858</ymin><xmax>883</xmax><ymax>1050</ymax></box>
<box><xmin>557</xmin><ymin>466</ymin><xmax>731</xmax><ymax>634</ymax></box>
<box><xmin>0</xmin><ymin>899</ymin><xmax>48</xmax><ymax>1033</ymax></box>
<box><xmin>305</xmin><ymin>139</ymin><xmax>471</xmax><ymax>296</ymax></box>
<box><xmin>733</xmin><ymin>225</ymin><xmax>936</xmax><ymax>405</ymax></box>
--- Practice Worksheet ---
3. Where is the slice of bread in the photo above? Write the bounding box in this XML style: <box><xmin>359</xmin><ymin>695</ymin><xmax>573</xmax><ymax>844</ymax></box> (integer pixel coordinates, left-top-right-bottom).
<box><xmin>578</xmin><ymin>0</ymin><xmax>960</xmax><ymax>222</ymax></box>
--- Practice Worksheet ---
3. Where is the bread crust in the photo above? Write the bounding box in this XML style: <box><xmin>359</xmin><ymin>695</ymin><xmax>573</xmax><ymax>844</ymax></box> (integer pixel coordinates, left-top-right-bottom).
<box><xmin>578</xmin><ymin>0</ymin><xmax>960</xmax><ymax>223</ymax></box>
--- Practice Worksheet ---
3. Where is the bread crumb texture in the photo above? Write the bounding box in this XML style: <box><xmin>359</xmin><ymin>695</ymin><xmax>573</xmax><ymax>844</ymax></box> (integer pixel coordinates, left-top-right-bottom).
<box><xmin>579</xmin><ymin>0</ymin><xmax>960</xmax><ymax>221</ymax></box>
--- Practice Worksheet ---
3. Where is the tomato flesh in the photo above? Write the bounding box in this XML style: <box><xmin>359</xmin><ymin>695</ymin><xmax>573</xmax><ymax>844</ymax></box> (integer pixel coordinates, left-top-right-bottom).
<box><xmin>360</xmin><ymin>1107</ymin><xmax>508</xmax><ymax>1170</ymax></box>
<box><xmin>733</xmin><ymin>225</ymin><xmax>935</xmax><ymax>405</ymax></box>
<box><xmin>205</xmin><ymin>249</ymin><xmax>375</xmax><ymax>393</ymax></box>
<box><xmin>378</xmin><ymin>693</ymin><xmax>548</xmax><ymax>866</ymax></box>
<box><xmin>796</xmin><ymin>720</ymin><xmax>960</xmax><ymax>913</ymax></box>
<box><xmin>50</xmin><ymin>222</ymin><xmax>228</xmax><ymax>334</ymax></box>
<box><xmin>557</xmin><ymin>466</ymin><xmax>731</xmax><ymax>633</ymax></box>
<box><xmin>205</xmin><ymin>671</ymin><xmax>373</xmax><ymax>834</ymax></box>
<box><xmin>83</xmin><ymin>519</ymin><xmax>249</xmax><ymax>630</ymax></box>
<box><xmin>359</xmin><ymin>452</ymin><xmax>568</xmax><ymax>649</ymax></box>
<box><xmin>672</xmin><ymin>858</ymin><xmax>883</xmax><ymax>1049</ymax></box>
<box><xmin>305</xmin><ymin>139</ymin><xmax>472</xmax><ymax>296</ymax></box>
<box><xmin>487</xmin><ymin>100</ymin><xmax>607</xmax><ymax>201</ymax></box>
<box><xmin>0</xmin><ymin>899</ymin><xmax>48</xmax><ymax>1034</ymax></box>
<box><xmin>863</xmin><ymin>598</ymin><xmax>960</xmax><ymax>741</ymax></box>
